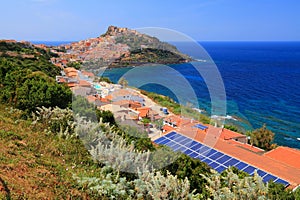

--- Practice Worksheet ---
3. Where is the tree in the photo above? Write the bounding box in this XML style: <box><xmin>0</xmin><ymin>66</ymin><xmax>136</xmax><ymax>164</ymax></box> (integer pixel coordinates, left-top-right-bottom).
<box><xmin>118</xmin><ymin>77</ymin><xmax>128</xmax><ymax>87</ymax></box>
<box><xmin>267</xmin><ymin>181</ymin><xmax>295</xmax><ymax>200</ymax></box>
<box><xmin>161</xmin><ymin>153</ymin><xmax>211</xmax><ymax>197</ymax></box>
<box><xmin>96</xmin><ymin>109</ymin><xmax>116</xmax><ymax>125</ymax></box>
<box><xmin>250</xmin><ymin>124</ymin><xmax>275</xmax><ymax>151</ymax></box>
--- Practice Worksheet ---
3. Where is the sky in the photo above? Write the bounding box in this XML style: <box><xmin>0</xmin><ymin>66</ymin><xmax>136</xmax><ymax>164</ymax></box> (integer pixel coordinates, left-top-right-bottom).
<box><xmin>1</xmin><ymin>0</ymin><xmax>300</xmax><ymax>41</ymax></box>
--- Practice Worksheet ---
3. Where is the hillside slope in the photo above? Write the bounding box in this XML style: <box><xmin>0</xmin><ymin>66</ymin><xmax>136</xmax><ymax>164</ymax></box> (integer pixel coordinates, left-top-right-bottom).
<box><xmin>0</xmin><ymin>105</ymin><xmax>102</xmax><ymax>199</ymax></box>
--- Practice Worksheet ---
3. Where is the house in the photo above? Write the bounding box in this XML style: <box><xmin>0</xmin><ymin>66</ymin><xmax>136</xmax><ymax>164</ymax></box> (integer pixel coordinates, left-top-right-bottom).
<box><xmin>71</xmin><ymin>86</ymin><xmax>92</xmax><ymax>96</ymax></box>
<box><xmin>110</xmin><ymin>89</ymin><xmax>145</xmax><ymax>105</ymax></box>
<box><xmin>163</xmin><ymin>115</ymin><xmax>183</xmax><ymax>128</ymax></box>
<box><xmin>82</xmin><ymin>70</ymin><xmax>95</xmax><ymax>78</ymax></box>
<box><xmin>78</xmin><ymin>80</ymin><xmax>91</xmax><ymax>88</ymax></box>
<box><xmin>136</xmin><ymin>107</ymin><xmax>150</xmax><ymax>119</ymax></box>
<box><xmin>113</xmin><ymin>100</ymin><xmax>142</xmax><ymax>110</ymax></box>
<box><xmin>162</xmin><ymin>124</ymin><xmax>175</xmax><ymax>133</ymax></box>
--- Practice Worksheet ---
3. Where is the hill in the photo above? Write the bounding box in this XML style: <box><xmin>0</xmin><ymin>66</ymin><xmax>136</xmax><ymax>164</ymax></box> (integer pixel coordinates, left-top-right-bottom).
<box><xmin>52</xmin><ymin>26</ymin><xmax>191</xmax><ymax>72</ymax></box>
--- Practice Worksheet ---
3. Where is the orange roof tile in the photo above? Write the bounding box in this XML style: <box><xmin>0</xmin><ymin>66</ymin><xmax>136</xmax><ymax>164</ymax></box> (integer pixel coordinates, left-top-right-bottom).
<box><xmin>78</xmin><ymin>80</ymin><xmax>91</xmax><ymax>87</ymax></box>
<box><xmin>82</xmin><ymin>70</ymin><xmax>95</xmax><ymax>77</ymax></box>
<box><xmin>221</xmin><ymin>128</ymin><xmax>247</xmax><ymax>140</ymax></box>
<box><xmin>66</xmin><ymin>71</ymin><xmax>78</xmax><ymax>77</ymax></box>
<box><xmin>86</xmin><ymin>95</ymin><xmax>97</xmax><ymax>103</ymax></box>
<box><xmin>175</xmin><ymin>127</ymin><xmax>300</xmax><ymax>189</ymax></box>
<box><xmin>164</xmin><ymin>115</ymin><xmax>192</xmax><ymax>127</ymax></box>
<box><xmin>264</xmin><ymin>146</ymin><xmax>300</xmax><ymax>169</ymax></box>
<box><xmin>64</xmin><ymin>67</ymin><xmax>77</xmax><ymax>73</ymax></box>
<box><xmin>67</xmin><ymin>83</ymin><xmax>76</xmax><ymax>87</ymax></box>
<box><xmin>137</xmin><ymin>107</ymin><xmax>150</xmax><ymax>118</ymax></box>
<box><xmin>58</xmin><ymin>77</ymin><xmax>67</xmax><ymax>83</ymax></box>
<box><xmin>162</xmin><ymin>125</ymin><xmax>175</xmax><ymax>132</ymax></box>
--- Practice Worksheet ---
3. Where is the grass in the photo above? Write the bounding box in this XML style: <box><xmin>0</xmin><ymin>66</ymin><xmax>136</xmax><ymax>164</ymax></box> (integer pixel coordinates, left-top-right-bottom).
<box><xmin>0</xmin><ymin>104</ymin><xmax>103</xmax><ymax>199</ymax></box>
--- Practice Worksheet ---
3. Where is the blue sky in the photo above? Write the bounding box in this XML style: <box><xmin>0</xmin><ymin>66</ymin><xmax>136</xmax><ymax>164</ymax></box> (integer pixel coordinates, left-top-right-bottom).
<box><xmin>1</xmin><ymin>0</ymin><xmax>300</xmax><ymax>41</ymax></box>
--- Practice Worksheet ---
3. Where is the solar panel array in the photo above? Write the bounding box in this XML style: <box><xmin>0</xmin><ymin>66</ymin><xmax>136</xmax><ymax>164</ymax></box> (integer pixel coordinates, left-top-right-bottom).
<box><xmin>154</xmin><ymin>131</ymin><xmax>289</xmax><ymax>187</ymax></box>
<box><xmin>194</xmin><ymin>124</ymin><xmax>208</xmax><ymax>130</ymax></box>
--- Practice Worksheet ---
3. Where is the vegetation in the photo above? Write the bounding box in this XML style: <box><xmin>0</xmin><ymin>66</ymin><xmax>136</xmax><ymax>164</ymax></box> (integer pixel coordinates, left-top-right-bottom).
<box><xmin>118</xmin><ymin>77</ymin><xmax>128</xmax><ymax>87</ymax></box>
<box><xmin>0</xmin><ymin>41</ymin><xmax>71</xmax><ymax>115</ymax></box>
<box><xmin>224</xmin><ymin>124</ymin><xmax>239</xmax><ymax>132</ymax></box>
<box><xmin>66</xmin><ymin>61</ymin><xmax>82</xmax><ymax>70</ymax></box>
<box><xmin>250</xmin><ymin>124</ymin><xmax>276</xmax><ymax>151</ymax></box>
<box><xmin>97</xmin><ymin>76</ymin><xmax>113</xmax><ymax>84</ymax></box>
<box><xmin>141</xmin><ymin>90</ymin><xmax>211</xmax><ymax>124</ymax></box>
<box><xmin>109</xmin><ymin>48</ymin><xmax>190</xmax><ymax>68</ymax></box>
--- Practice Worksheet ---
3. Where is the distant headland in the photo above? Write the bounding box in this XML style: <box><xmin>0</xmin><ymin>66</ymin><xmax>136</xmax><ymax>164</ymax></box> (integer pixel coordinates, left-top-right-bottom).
<box><xmin>47</xmin><ymin>26</ymin><xmax>192</xmax><ymax>71</ymax></box>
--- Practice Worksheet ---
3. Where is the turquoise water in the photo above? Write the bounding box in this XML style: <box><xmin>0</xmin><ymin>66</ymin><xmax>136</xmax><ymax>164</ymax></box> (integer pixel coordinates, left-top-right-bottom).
<box><xmin>102</xmin><ymin>42</ymin><xmax>300</xmax><ymax>149</ymax></box>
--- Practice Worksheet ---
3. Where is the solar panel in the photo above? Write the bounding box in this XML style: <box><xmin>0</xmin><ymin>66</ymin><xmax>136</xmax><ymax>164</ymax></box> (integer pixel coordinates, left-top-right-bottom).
<box><xmin>189</xmin><ymin>152</ymin><xmax>199</xmax><ymax>158</ymax></box>
<box><xmin>154</xmin><ymin>131</ymin><xmax>290</xmax><ymax>188</ymax></box>
<box><xmin>209</xmin><ymin>162</ymin><xmax>220</xmax><ymax>169</ymax></box>
<box><xmin>208</xmin><ymin>152</ymin><xmax>224</xmax><ymax>160</ymax></box>
<box><xmin>195</xmin><ymin>124</ymin><xmax>208</xmax><ymax>130</ymax></box>
<box><xmin>256</xmin><ymin>170</ymin><xmax>267</xmax><ymax>178</ymax></box>
<box><xmin>159</xmin><ymin>138</ymin><xmax>171</xmax><ymax>145</ymax></box>
<box><xmin>274</xmin><ymin>179</ymin><xmax>289</xmax><ymax>187</ymax></box>
<box><xmin>183</xmin><ymin>149</ymin><xmax>193</xmax><ymax>155</ymax></box>
<box><xmin>243</xmin><ymin>166</ymin><xmax>256</xmax><ymax>175</ymax></box>
<box><xmin>202</xmin><ymin>158</ymin><xmax>213</xmax><ymax>164</ymax></box>
<box><xmin>187</xmin><ymin>141</ymin><xmax>199</xmax><ymax>148</ymax></box>
<box><xmin>216</xmin><ymin>155</ymin><xmax>231</xmax><ymax>163</ymax></box>
<box><xmin>215</xmin><ymin>165</ymin><xmax>226</xmax><ymax>173</ymax></box>
<box><xmin>223</xmin><ymin>158</ymin><xmax>239</xmax><ymax>167</ymax></box>
<box><xmin>177</xmin><ymin>146</ymin><xmax>187</xmax><ymax>152</ymax></box>
<box><xmin>191</xmin><ymin>143</ymin><xmax>203</xmax><ymax>151</ymax></box>
<box><xmin>164</xmin><ymin>132</ymin><xmax>177</xmax><ymax>139</ymax></box>
<box><xmin>198</xmin><ymin>146</ymin><xmax>210</xmax><ymax>154</ymax></box>
<box><xmin>173</xmin><ymin>135</ymin><xmax>186</xmax><ymax>142</ymax></box>
<box><xmin>235</xmin><ymin>162</ymin><xmax>248</xmax><ymax>170</ymax></box>
<box><xmin>196</xmin><ymin>154</ymin><xmax>206</xmax><ymax>160</ymax></box>
<box><xmin>154</xmin><ymin>137</ymin><xmax>166</xmax><ymax>144</ymax></box>
<box><xmin>181</xmin><ymin>139</ymin><xmax>194</xmax><ymax>146</ymax></box>
<box><xmin>263</xmin><ymin>174</ymin><xmax>277</xmax><ymax>182</ymax></box>
<box><xmin>165</xmin><ymin>131</ymin><xmax>177</xmax><ymax>137</ymax></box>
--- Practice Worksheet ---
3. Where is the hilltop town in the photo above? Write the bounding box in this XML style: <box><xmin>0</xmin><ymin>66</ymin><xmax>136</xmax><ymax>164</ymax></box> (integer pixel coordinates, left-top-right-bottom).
<box><xmin>45</xmin><ymin>26</ymin><xmax>191</xmax><ymax>72</ymax></box>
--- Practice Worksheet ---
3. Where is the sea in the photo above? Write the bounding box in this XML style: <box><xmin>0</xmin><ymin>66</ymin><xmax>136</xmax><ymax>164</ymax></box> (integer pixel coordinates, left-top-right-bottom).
<box><xmin>36</xmin><ymin>41</ymin><xmax>300</xmax><ymax>149</ymax></box>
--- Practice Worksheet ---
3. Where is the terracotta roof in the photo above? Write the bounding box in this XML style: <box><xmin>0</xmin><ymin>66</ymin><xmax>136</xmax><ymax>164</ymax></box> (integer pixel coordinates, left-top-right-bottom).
<box><xmin>99</xmin><ymin>97</ymin><xmax>110</xmax><ymax>103</ymax></box>
<box><xmin>264</xmin><ymin>146</ymin><xmax>300</xmax><ymax>169</ymax></box>
<box><xmin>112</xmin><ymin>89</ymin><xmax>138</xmax><ymax>97</ymax></box>
<box><xmin>64</xmin><ymin>67</ymin><xmax>77</xmax><ymax>73</ymax></box>
<box><xmin>78</xmin><ymin>80</ymin><xmax>91</xmax><ymax>87</ymax></box>
<box><xmin>82</xmin><ymin>70</ymin><xmax>95</xmax><ymax>77</ymax></box>
<box><xmin>176</xmin><ymin>126</ymin><xmax>300</xmax><ymax>189</ymax></box>
<box><xmin>113</xmin><ymin>100</ymin><xmax>130</xmax><ymax>106</ymax></box>
<box><xmin>136</xmin><ymin>107</ymin><xmax>150</xmax><ymax>118</ymax></box>
<box><xmin>162</xmin><ymin>125</ymin><xmax>175</xmax><ymax>132</ymax></box>
<box><xmin>86</xmin><ymin>95</ymin><xmax>97</xmax><ymax>103</ymax></box>
<box><xmin>164</xmin><ymin>115</ymin><xmax>192</xmax><ymax>127</ymax></box>
<box><xmin>105</xmin><ymin>95</ymin><xmax>113</xmax><ymax>101</ymax></box>
<box><xmin>67</xmin><ymin>83</ymin><xmax>76</xmax><ymax>87</ymax></box>
<box><xmin>58</xmin><ymin>77</ymin><xmax>67</xmax><ymax>83</ymax></box>
<box><xmin>221</xmin><ymin>128</ymin><xmax>246</xmax><ymax>140</ymax></box>
<box><xmin>66</xmin><ymin>71</ymin><xmax>78</xmax><ymax>78</ymax></box>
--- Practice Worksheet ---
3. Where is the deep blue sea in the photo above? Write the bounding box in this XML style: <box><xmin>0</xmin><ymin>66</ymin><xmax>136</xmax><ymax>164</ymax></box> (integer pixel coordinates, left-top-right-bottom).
<box><xmin>101</xmin><ymin>42</ymin><xmax>300</xmax><ymax>149</ymax></box>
